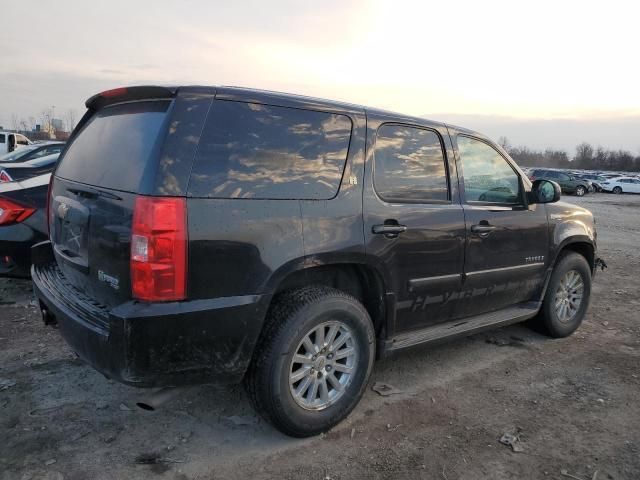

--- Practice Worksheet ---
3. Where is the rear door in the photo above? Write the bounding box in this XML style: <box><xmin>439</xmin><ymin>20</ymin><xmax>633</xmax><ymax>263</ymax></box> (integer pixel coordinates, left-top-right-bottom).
<box><xmin>452</xmin><ymin>133</ymin><xmax>548</xmax><ymax>317</ymax></box>
<box><xmin>50</xmin><ymin>100</ymin><xmax>172</xmax><ymax>307</ymax></box>
<box><xmin>363</xmin><ymin>117</ymin><xmax>465</xmax><ymax>334</ymax></box>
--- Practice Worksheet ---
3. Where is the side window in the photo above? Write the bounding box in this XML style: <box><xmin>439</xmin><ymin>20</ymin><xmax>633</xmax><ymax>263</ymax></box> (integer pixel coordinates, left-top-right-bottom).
<box><xmin>0</xmin><ymin>134</ymin><xmax>5</xmax><ymax>144</ymax></box>
<box><xmin>30</xmin><ymin>148</ymin><xmax>49</xmax><ymax>159</ymax></box>
<box><xmin>557</xmin><ymin>173</ymin><xmax>570</xmax><ymax>181</ymax></box>
<box><xmin>189</xmin><ymin>101</ymin><xmax>352</xmax><ymax>200</ymax></box>
<box><xmin>457</xmin><ymin>136</ymin><xmax>521</xmax><ymax>204</ymax></box>
<box><xmin>373</xmin><ymin>124</ymin><xmax>448</xmax><ymax>202</ymax></box>
<box><xmin>16</xmin><ymin>135</ymin><xmax>29</xmax><ymax>146</ymax></box>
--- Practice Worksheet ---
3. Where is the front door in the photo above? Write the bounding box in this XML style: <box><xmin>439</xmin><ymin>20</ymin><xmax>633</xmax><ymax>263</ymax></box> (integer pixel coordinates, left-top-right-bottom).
<box><xmin>363</xmin><ymin>119</ymin><xmax>466</xmax><ymax>334</ymax></box>
<box><xmin>452</xmin><ymin>134</ymin><xmax>548</xmax><ymax>318</ymax></box>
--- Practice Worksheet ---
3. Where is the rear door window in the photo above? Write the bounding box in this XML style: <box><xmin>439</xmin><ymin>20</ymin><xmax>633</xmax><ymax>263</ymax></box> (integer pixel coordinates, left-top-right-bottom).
<box><xmin>188</xmin><ymin>100</ymin><xmax>352</xmax><ymax>199</ymax></box>
<box><xmin>56</xmin><ymin>101</ymin><xmax>170</xmax><ymax>192</ymax></box>
<box><xmin>373</xmin><ymin>124</ymin><xmax>449</xmax><ymax>203</ymax></box>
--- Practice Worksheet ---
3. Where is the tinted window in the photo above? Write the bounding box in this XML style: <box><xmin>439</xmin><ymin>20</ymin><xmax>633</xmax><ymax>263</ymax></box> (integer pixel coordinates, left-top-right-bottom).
<box><xmin>373</xmin><ymin>124</ymin><xmax>448</xmax><ymax>202</ymax></box>
<box><xmin>56</xmin><ymin>101</ymin><xmax>169</xmax><ymax>192</ymax></box>
<box><xmin>189</xmin><ymin>101</ymin><xmax>352</xmax><ymax>199</ymax></box>
<box><xmin>0</xmin><ymin>145</ymin><xmax>37</xmax><ymax>162</ymax></box>
<box><xmin>0</xmin><ymin>134</ymin><xmax>4</xmax><ymax>144</ymax></box>
<box><xmin>557</xmin><ymin>173</ymin><xmax>570</xmax><ymax>181</ymax></box>
<box><xmin>457</xmin><ymin>136</ymin><xmax>520</xmax><ymax>204</ymax></box>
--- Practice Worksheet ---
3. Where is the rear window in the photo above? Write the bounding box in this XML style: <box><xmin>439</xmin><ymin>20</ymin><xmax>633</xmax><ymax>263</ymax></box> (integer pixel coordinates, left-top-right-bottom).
<box><xmin>56</xmin><ymin>101</ymin><xmax>169</xmax><ymax>192</ymax></box>
<box><xmin>188</xmin><ymin>100</ymin><xmax>352</xmax><ymax>199</ymax></box>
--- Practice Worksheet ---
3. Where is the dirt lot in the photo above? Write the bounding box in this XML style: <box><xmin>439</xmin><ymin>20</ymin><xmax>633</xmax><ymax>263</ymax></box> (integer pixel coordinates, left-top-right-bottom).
<box><xmin>1</xmin><ymin>194</ymin><xmax>639</xmax><ymax>480</ymax></box>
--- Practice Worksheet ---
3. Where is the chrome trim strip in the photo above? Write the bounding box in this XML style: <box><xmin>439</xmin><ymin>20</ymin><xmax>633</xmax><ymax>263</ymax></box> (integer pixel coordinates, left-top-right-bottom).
<box><xmin>466</xmin><ymin>262</ymin><xmax>545</xmax><ymax>277</ymax></box>
<box><xmin>408</xmin><ymin>273</ymin><xmax>462</xmax><ymax>292</ymax></box>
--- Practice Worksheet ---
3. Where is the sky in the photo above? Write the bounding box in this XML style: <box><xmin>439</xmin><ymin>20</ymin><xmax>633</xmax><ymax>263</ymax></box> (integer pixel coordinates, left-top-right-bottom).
<box><xmin>1</xmin><ymin>0</ymin><xmax>639</xmax><ymax>153</ymax></box>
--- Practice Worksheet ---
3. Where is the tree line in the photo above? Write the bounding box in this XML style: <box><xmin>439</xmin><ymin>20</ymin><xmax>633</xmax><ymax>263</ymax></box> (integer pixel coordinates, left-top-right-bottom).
<box><xmin>498</xmin><ymin>137</ymin><xmax>640</xmax><ymax>172</ymax></box>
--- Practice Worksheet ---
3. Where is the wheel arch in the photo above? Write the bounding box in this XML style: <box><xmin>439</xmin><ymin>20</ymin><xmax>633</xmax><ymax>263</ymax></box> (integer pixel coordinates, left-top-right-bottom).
<box><xmin>271</xmin><ymin>262</ymin><xmax>389</xmax><ymax>339</ymax></box>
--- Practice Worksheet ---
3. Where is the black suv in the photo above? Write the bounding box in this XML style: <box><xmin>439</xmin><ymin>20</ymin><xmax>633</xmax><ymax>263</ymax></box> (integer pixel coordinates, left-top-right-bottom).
<box><xmin>32</xmin><ymin>86</ymin><xmax>601</xmax><ymax>437</ymax></box>
<box><xmin>529</xmin><ymin>168</ymin><xmax>592</xmax><ymax>196</ymax></box>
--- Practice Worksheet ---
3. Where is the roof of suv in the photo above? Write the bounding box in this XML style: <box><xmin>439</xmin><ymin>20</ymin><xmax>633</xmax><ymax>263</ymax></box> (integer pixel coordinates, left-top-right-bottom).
<box><xmin>91</xmin><ymin>85</ymin><xmax>491</xmax><ymax>144</ymax></box>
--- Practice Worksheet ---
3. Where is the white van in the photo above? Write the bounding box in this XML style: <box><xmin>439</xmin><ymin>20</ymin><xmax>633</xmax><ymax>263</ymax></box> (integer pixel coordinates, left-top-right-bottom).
<box><xmin>0</xmin><ymin>131</ymin><xmax>32</xmax><ymax>155</ymax></box>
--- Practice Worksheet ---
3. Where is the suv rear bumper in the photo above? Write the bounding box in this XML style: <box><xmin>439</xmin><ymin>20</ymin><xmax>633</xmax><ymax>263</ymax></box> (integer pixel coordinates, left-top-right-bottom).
<box><xmin>31</xmin><ymin>242</ymin><xmax>271</xmax><ymax>388</ymax></box>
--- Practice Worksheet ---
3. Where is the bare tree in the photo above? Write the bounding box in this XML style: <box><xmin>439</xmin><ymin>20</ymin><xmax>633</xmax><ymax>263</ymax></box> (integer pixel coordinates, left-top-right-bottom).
<box><xmin>498</xmin><ymin>136</ymin><xmax>511</xmax><ymax>152</ymax></box>
<box><xmin>64</xmin><ymin>109</ymin><xmax>77</xmax><ymax>132</ymax></box>
<box><xmin>10</xmin><ymin>113</ymin><xmax>19</xmax><ymax>132</ymax></box>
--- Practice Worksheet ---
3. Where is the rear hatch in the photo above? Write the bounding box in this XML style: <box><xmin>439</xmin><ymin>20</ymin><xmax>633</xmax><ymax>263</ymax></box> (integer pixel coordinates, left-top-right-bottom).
<box><xmin>50</xmin><ymin>92</ymin><xmax>173</xmax><ymax>308</ymax></box>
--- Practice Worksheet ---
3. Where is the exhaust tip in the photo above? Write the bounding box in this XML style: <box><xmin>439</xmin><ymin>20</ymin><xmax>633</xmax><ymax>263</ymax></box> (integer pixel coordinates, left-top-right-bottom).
<box><xmin>136</xmin><ymin>402</ymin><xmax>156</xmax><ymax>411</ymax></box>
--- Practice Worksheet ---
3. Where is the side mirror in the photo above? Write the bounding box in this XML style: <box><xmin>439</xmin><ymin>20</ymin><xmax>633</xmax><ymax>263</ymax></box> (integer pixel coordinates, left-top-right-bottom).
<box><xmin>529</xmin><ymin>179</ymin><xmax>561</xmax><ymax>204</ymax></box>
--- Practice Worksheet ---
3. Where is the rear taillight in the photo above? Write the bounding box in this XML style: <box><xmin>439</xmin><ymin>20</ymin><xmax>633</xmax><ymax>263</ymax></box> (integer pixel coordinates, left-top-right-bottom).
<box><xmin>0</xmin><ymin>197</ymin><xmax>36</xmax><ymax>226</ymax></box>
<box><xmin>131</xmin><ymin>196</ymin><xmax>187</xmax><ymax>302</ymax></box>
<box><xmin>0</xmin><ymin>170</ymin><xmax>13</xmax><ymax>183</ymax></box>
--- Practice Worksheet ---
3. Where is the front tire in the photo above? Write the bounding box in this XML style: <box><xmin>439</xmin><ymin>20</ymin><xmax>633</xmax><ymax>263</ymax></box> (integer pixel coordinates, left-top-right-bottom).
<box><xmin>612</xmin><ymin>186</ymin><xmax>622</xmax><ymax>194</ymax></box>
<box><xmin>575</xmin><ymin>185</ymin><xmax>586</xmax><ymax>196</ymax></box>
<box><xmin>245</xmin><ymin>286</ymin><xmax>375</xmax><ymax>437</ymax></box>
<box><xmin>536</xmin><ymin>252</ymin><xmax>592</xmax><ymax>338</ymax></box>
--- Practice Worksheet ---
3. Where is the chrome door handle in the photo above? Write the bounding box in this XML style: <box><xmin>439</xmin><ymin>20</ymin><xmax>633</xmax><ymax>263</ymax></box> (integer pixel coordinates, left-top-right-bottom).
<box><xmin>471</xmin><ymin>224</ymin><xmax>498</xmax><ymax>237</ymax></box>
<box><xmin>372</xmin><ymin>224</ymin><xmax>407</xmax><ymax>238</ymax></box>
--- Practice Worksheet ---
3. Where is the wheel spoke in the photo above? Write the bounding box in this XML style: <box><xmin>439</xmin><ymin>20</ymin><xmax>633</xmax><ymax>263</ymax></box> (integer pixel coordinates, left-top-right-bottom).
<box><xmin>307</xmin><ymin>377</ymin><xmax>320</xmax><ymax>403</ymax></box>
<box><xmin>325</xmin><ymin>324</ymin><xmax>339</xmax><ymax>348</ymax></box>
<box><xmin>294</xmin><ymin>376</ymin><xmax>312</xmax><ymax>398</ymax></box>
<box><xmin>331</xmin><ymin>331</ymin><xmax>351</xmax><ymax>352</ymax></box>
<box><xmin>315</xmin><ymin>325</ymin><xmax>325</xmax><ymax>348</ymax></box>
<box><xmin>333</xmin><ymin>347</ymin><xmax>355</xmax><ymax>361</ymax></box>
<box><xmin>327</xmin><ymin>372</ymin><xmax>344</xmax><ymax>391</ymax></box>
<box><xmin>293</xmin><ymin>354</ymin><xmax>312</xmax><ymax>365</ymax></box>
<box><xmin>303</xmin><ymin>336</ymin><xmax>317</xmax><ymax>355</ymax></box>
<box><xmin>290</xmin><ymin>366</ymin><xmax>310</xmax><ymax>384</ymax></box>
<box><xmin>319</xmin><ymin>376</ymin><xmax>329</xmax><ymax>402</ymax></box>
<box><xmin>333</xmin><ymin>363</ymin><xmax>353</xmax><ymax>374</ymax></box>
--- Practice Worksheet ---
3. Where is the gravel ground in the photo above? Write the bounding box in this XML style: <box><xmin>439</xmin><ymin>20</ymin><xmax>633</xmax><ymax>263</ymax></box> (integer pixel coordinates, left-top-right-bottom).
<box><xmin>1</xmin><ymin>193</ymin><xmax>639</xmax><ymax>480</ymax></box>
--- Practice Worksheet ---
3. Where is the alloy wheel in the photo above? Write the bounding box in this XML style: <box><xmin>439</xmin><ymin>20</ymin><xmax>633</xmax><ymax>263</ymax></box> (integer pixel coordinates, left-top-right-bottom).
<box><xmin>554</xmin><ymin>270</ymin><xmax>584</xmax><ymax>323</ymax></box>
<box><xmin>289</xmin><ymin>321</ymin><xmax>358</xmax><ymax>411</ymax></box>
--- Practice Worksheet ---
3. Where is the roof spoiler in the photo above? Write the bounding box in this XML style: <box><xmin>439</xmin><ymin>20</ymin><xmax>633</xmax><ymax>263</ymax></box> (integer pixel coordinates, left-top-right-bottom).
<box><xmin>85</xmin><ymin>86</ymin><xmax>177</xmax><ymax>110</ymax></box>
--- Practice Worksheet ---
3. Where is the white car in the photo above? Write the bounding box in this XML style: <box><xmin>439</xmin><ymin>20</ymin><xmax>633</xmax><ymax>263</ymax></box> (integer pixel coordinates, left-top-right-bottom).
<box><xmin>600</xmin><ymin>176</ymin><xmax>640</xmax><ymax>194</ymax></box>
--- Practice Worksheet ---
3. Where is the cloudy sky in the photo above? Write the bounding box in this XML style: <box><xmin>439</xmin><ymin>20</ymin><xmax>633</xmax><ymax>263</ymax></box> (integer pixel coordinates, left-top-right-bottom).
<box><xmin>1</xmin><ymin>0</ymin><xmax>639</xmax><ymax>153</ymax></box>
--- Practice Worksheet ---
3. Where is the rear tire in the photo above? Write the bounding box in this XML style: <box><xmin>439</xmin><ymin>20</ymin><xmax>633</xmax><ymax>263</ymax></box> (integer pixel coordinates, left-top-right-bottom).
<box><xmin>536</xmin><ymin>252</ymin><xmax>591</xmax><ymax>338</ymax></box>
<box><xmin>612</xmin><ymin>186</ymin><xmax>622</xmax><ymax>194</ymax></box>
<box><xmin>245</xmin><ymin>286</ymin><xmax>375</xmax><ymax>437</ymax></box>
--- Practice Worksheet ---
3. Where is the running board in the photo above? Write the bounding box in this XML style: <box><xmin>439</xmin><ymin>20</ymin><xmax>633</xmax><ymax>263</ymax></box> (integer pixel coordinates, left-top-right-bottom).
<box><xmin>382</xmin><ymin>302</ymin><xmax>540</xmax><ymax>355</ymax></box>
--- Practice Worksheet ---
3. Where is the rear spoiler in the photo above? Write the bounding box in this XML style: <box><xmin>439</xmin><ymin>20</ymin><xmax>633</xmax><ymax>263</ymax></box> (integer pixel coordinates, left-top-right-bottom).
<box><xmin>85</xmin><ymin>85</ymin><xmax>177</xmax><ymax>111</ymax></box>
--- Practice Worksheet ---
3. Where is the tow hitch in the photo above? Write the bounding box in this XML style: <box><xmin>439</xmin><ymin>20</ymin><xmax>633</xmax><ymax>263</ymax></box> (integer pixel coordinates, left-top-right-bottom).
<box><xmin>40</xmin><ymin>303</ymin><xmax>57</xmax><ymax>326</ymax></box>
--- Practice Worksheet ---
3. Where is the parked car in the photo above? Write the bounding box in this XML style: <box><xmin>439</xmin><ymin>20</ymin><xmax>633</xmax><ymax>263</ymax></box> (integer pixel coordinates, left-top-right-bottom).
<box><xmin>0</xmin><ymin>131</ymin><xmax>32</xmax><ymax>155</ymax></box>
<box><xmin>0</xmin><ymin>141</ymin><xmax>64</xmax><ymax>164</ymax></box>
<box><xmin>32</xmin><ymin>85</ymin><xmax>601</xmax><ymax>437</ymax></box>
<box><xmin>0</xmin><ymin>173</ymin><xmax>50</xmax><ymax>277</ymax></box>
<box><xmin>0</xmin><ymin>153</ymin><xmax>60</xmax><ymax>183</ymax></box>
<box><xmin>528</xmin><ymin>169</ymin><xmax>592</xmax><ymax>196</ymax></box>
<box><xmin>600</xmin><ymin>177</ymin><xmax>640</xmax><ymax>194</ymax></box>
<box><xmin>575</xmin><ymin>173</ymin><xmax>607</xmax><ymax>192</ymax></box>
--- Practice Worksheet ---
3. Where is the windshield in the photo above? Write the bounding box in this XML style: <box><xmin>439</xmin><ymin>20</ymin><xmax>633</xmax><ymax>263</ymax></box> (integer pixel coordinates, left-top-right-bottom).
<box><xmin>0</xmin><ymin>145</ymin><xmax>38</xmax><ymax>162</ymax></box>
